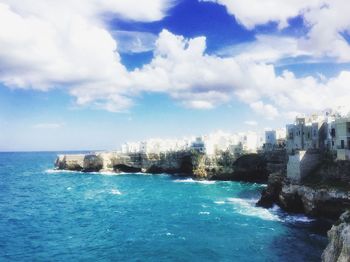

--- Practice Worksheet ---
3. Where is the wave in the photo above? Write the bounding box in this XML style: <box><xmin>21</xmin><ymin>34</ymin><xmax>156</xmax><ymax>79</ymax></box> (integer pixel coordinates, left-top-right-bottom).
<box><xmin>110</xmin><ymin>189</ymin><xmax>122</xmax><ymax>195</ymax></box>
<box><xmin>45</xmin><ymin>169</ymin><xmax>81</xmax><ymax>174</ymax></box>
<box><xmin>199</xmin><ymin>211</ymin><xmax>210</xmax><ymax>215</ymax></box>
<box><xmin>216</xmin><ymin>198</ymin><xmax>315</xmax><ymax>223</ymax></box>
<box><xmin>173</xmin><ymin>178</ymin><xmax>216</xmax><ymax>184</ymax></box>
<box><xmin>226</xmin><ymin>197</ymin><xmax>281</xmax><ymax>221</ymax></box>
<box><xmin>89</xmin><ymin>171</ymin><xmax>122</xmax><ymax>176</ymax></box>
<box><xmin>284</xmin><ymin>214</ymin><xmax>315</xmax><ymax>223</ymax></box>
<box><xmin>45</xmin><ymin>169</ymin><xmax>158</xmax><ymax>176</ymax></box>
<box><xmin>269</xmin><ymin>205</ymin><xmax>315</xmax><ymax>223</ymax></box>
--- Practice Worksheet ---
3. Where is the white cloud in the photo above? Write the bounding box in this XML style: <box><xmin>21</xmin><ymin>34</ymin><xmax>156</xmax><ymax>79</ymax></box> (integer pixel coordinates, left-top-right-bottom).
<box><xmin>1</xmin><ymin>0</ymin><xmax>350</xmax><ymax>119</ymax></box>
<box><xmin>200</xmin><ymin>0</ymin><xmax>322</xmax><ymax>29</ymax></box>
<box><xmin>0</xmin><ymin>0</ymin><xmax>174</xmax><ymax>111</ymax></box>
<box><xmin>219</xmin><ymin>35</ymin><xmax>310</xmax><ymax>63</ymax></box>
<box><xmin>203</xmin><ymin>0</ymin><xmax>350</xmax><ymax>63</ymax></box>
<box><xmin>244</xmin><ymin>120</ymin><xmax>258</xmax><ymax>126</ymax></box>
<box><xmin>130</xmin><ymin>30</ymin><xmax>350</xmax><ymax>118</ymax></box>
<box><xmin>250</xmin><ymin>101</ymin><xmax>279</xmax><ymax>120</ymax></box>
<box><xmin>112</xmin><ymin>30</ymin><xmax>157</xmax><ymax>53</ymax></box>
<box><xmin>128</xmin><ymin>30</ymin><xmax>240</xmax><ymax>109</ymax></box>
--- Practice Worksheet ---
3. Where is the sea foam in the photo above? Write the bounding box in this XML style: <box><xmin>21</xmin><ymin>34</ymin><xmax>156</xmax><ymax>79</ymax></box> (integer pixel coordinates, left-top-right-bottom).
<box><xmin>226</xmin><ymin>197</ymin><xmax>281</xmax><ymax>221</ymax></box>
<box><xmin>173</xmin><ymin>178</ymin><xmax>216</xmax><ymax>184</ymax></box>
<box><xmin>110</xmin><ymin>189</ymin><xmax>122</xmax><ymax>195</ymax></box>
<box><xmin>45</xmin><ymin>169</ymin><xmax>81</xmax><ymax>174</ymax></box>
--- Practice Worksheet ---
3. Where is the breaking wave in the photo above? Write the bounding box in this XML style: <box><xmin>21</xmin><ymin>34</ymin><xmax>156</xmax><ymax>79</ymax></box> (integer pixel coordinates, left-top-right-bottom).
<box><xmin>45</xmin><ymin>169</ymin><xmax>155</xmax><ymax>176</ymax></box>
<box><xmin>110</xmin><ymin>189</ymin><xmax>122</xmax><ymax>195</ymax></box>
<box><xmin>45</xmin><ymin>169</ymin><xmax>81</xmax><ymax>174</ymax></box>
<box><xmin>269</xmin><ymin>206</ymin><xmax>315</xmax><ymax>223</ymax></box>
<box><xmin>226</xmin><ymin>197</ymin><xmax>281</xmax><ymax>221</ymax></box>
<box><xmin>173</xmin><ymin>178</ymin><xmax>216</xmax><ymax>184</ymax></box>
<box><xmin>215</xmin><ymin>198</ymin><xmax>315</xmax><ymax>223</ymax></box>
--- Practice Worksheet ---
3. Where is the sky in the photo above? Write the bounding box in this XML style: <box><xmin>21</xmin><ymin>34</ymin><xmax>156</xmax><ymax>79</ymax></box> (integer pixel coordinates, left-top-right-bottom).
<box><xmin>1</xmin><ymin>0</ymin><xmax>350</xmax><ymax>151</ymax></box>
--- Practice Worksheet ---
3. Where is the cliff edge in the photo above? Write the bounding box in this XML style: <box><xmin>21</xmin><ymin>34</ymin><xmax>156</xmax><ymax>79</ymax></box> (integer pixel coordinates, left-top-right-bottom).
<box><xmin>322</xmin><ymin>211</ymin><xmax>350</xmax><ymax>262</ymax></box>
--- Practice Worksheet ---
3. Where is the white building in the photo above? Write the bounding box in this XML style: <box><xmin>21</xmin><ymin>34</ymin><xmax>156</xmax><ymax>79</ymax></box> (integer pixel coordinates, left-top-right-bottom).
<box><xmin>286</xmin><ymin>114</ymin><xmax>328</xmax><ymax>154</ymax></box>
<box><xmin>237</xmin><ymin>131</ymin><xmax>260</xmax><ymax>153</ymax></box>
<box><xmin>121</xmin><ymin>142</ymin><xmax>140</xmax><ymax>154</ymax></box>
<box><xmin>119</xmin><ymin>131</ymin><xmax>261</xmax><ymax>156</ymax></box>
<box><xmin>334</xmin><ymin>117</ymin><xmax>350</xmax><ymax>160</ymax></box>
<box><xmin>190</xmin><ymin>137</ymin><xmax>206</xmax><ymax>153</ymax></box>
<box><xmin>265</xmin><ymin>130</ymin><xmax>277</xmax><ymax>145</ymax></box>
<box><xmin>264</xmin><ymin>128</ymin><xmax>286</xmax><ymax>151</ymax></box>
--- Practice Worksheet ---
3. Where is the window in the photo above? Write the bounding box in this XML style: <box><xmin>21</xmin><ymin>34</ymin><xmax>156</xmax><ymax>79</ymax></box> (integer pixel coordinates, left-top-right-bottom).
<box><xmin>341</xmin><ymin>140</ymin><xmax>345</xmax><ymax>149</ymax></box>
<box><xmin>331</xmin><ymin>128</ymin><xmax>336</xmax><ymax>137</ymax></box>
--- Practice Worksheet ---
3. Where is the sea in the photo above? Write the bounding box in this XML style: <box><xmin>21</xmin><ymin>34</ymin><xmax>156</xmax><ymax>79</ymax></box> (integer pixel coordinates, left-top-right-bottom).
<box><xmin>0</xmin><ymin>152</ymin><xmax>329</xmax><ymax>261</ymax></box>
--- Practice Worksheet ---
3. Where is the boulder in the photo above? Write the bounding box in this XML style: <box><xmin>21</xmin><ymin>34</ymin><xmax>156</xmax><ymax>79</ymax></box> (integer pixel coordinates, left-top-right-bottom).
<box><xmin>256</xmin><ymin>171</ymin><xmax>285</xmax><ymax>208</ymax></box>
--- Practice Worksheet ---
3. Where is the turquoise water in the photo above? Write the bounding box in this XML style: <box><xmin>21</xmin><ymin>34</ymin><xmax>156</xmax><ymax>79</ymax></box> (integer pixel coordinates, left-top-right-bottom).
<box><xmin>0</xmin><ymin>152</ymin><xmax>328</xmax><ymax>261</ymax></box>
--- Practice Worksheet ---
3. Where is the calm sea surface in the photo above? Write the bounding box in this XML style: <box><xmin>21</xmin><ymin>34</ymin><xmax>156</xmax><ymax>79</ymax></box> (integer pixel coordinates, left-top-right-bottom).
<box><xmin>0</xmin><ymin>152</ymin><xmax>328</xmax><ymax>261</ymax></box>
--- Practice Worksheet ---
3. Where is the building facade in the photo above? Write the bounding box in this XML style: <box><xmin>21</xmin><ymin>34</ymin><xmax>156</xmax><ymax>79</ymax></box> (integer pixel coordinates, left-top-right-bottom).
<box><xmin>286</xmin><ymin>115</ymin><xmax>328</xmax><ymax>154</ymax></box>
<box><xmin>334</xmin><ymin>117</ymin><xmax>350</xmax><ymax>160</ymax></box>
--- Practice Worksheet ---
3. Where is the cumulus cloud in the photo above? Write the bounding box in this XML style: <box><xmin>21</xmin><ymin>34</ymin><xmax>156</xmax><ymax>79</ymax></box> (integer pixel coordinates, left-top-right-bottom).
<box><xmin>112</xmin><ymin>30</ymin><xmax>157</xmax><ymax>53</ymax></box>
<box><xmin>200</xmin><ymin>0</ymin><xmax>321</xmax><ymax>29</ymax></box>
<box><xmin>203</xmin><ymin>0</ymin><xmax>350</xmax><ymax>63</ymax></box>
<box><xmin>1</xmin><ymin>0</ymin><xmax>350</xmax><ymax>119</ymax></box>
<box><xmin>250</xmin><ymin>101</ymin><xmax>279</xmax><ymax>120</ymax></box>
<box><xmin>130</xmin><ymin>30</ymin><xmax>350</xmax><ymax>118</ymax></box>
<box><xmin>218</xmin><ymin>35</ymin><xmax>310</xmax><ymax>63</ymax></box>
<box><xmin>0</xmin><ymin>0</ymin><xmax>174</xmax><ymax>111</ymax></box>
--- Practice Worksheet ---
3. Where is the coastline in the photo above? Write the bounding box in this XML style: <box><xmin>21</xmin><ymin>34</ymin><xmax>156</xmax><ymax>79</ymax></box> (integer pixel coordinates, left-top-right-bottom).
<box><xmin>54</xmin><ymin>150</ymin><xmax>350</xmax><ymax>261</ymax></box>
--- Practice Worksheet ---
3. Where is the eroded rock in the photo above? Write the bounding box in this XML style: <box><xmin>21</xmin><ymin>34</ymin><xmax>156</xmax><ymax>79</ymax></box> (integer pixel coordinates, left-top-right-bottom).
<box><xmin>322</xmin><ymin>211</ymin><xmax>350</xmax><ymax>262</ymax></box>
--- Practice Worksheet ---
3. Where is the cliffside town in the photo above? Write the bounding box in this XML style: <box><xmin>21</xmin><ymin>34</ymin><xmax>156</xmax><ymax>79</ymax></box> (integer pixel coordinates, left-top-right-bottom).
<box><xmin>55</xmin><ymin>110</ymin><xmax>350</xmax><ymax>261</ymax></box>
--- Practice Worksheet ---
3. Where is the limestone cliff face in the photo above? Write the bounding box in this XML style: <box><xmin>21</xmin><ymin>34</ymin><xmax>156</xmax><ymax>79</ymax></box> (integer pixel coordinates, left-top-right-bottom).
<box><xmin>257</xmin><ymin>156</ymin><xmax>350</xmax><ymax>219</ymax></box>
<box><xmin>262</xmin><ymin>149</ymin><xmax>288</xmax><ymax>175</ymax></box>
<box><xmin>56</xmin><ymin>151</ymin><xmax>194</xmax><ymax>175</ymax></box>
<box><xmin>194</xmin><ymin>153</ymin><xmax>269</xmax><ymax>182</ymax></box>
<box><xmin>279</xmin><ymin>184</ymin><xmax>350</xmax><ymax>219</ymax></box>
<box><xmin>55</xmin><ymin>154</ymin><xmax>103</xmax><ymax>172</ymax></box>
<box><xmin>322</xmin><ymin>211</ymin><xmax>350</xmax><ymax>262</ymax></box>
<box><xmin>55</xmin><ymin>151</ymin><xmax>271</xmax><ymax>182</ymax></box>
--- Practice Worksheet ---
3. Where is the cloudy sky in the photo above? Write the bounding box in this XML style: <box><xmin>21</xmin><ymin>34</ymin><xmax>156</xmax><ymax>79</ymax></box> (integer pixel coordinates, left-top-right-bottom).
<box><xmin>1</xmin><ymin>0</ymin><xmax>350</xmax><ymax>151</ymax></box>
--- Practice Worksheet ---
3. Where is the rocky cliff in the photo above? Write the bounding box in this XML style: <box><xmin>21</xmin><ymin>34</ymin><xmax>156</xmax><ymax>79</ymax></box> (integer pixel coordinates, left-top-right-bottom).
<box><xmin>322</xmin><ymin>211</ymin><xmax>350</xmax><ymax>262</ymax></box>
<box><xmin>257</xmin><ymin>161</ymin><xmax>350</xmax><ymax>261</ymax></box>
<box><xmin>279</xmin><ymin>183</ymin><xmax>350</xmax><ymax>219</ymax></box>
<box><xmin>257</xmin><ymin>158</ymin><xmax>350</xmax><ymax>219</ymax></box>
<box><xmin>256</xmin><ymin>171</ymin><xmax>285</xmax><ymax>208</ymax></box>
<box><xmin>56</xmin><ymin>151</ymin><xmax>193</xmax><ymax>175</ymax></box>
<box><xmin>55</xmin><ymin>151</ymin><xmax>272</xmax><ymax>182</ymax></box>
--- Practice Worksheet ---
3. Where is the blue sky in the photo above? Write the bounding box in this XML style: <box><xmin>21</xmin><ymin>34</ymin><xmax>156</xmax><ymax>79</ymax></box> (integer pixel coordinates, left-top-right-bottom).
<box><xmin>0</xmin><ymin>0</ymin><xmax>350</xmax><ymax>151</ymax></box>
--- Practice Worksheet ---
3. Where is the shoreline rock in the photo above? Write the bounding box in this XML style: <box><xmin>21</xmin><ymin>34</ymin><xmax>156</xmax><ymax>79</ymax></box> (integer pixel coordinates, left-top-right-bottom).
<box><xmin>54</xmin><ymin>151</ymin><xmax>272</xmax><ymax>183</ymax></box>
<box><xmin>257</xmin><ymin>170</ymin><xmax>350</xmax><ymax>261</ymax></box>
<box><xmin>256</xmin><ymin>171</ymin><xmax>285</xmax><ymax>208</ymax></box>
<box><xmin>279</xmin><ymin>183</ymin><xmax>350</xmax><ymax>219</ymax></box>
<box><xmin>322</xmin><ymin>211</ymin><xmax>350</xmax><ymax>262</ymax></box>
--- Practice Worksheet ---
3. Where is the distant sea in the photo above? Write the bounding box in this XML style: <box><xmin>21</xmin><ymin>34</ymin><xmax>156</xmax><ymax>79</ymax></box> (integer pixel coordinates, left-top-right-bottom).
<box><xmin>0</xmin><ymin>152</ymin><xmax>328</xmax><ymax>261</ymax></box>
